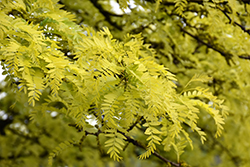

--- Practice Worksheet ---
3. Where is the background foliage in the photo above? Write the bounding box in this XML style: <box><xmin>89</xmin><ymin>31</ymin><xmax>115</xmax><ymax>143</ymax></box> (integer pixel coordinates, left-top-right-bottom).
<box><xmin>0</xmin><ymin>0</ymin><xmax>250</xmax><ymax>167</ymax></box>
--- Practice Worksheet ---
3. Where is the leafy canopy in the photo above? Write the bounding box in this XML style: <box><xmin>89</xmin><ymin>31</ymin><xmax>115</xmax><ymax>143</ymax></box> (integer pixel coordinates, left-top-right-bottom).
<box><xmin>0</xmin><ymin>0</ymin><xmax>234</xmax><ymax>166</ymax></box>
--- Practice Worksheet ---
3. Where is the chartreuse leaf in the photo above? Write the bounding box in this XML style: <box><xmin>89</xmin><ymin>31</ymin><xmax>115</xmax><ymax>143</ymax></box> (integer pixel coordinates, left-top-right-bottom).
<box><xmin>0</xmin><ymin>0</ymin><xmax>229</xmax><ymax>165</ymax></box>
<box><xmin>104</xmin><ymin>130</ymin><xmax>126</xmax><ymax>161</ymax></box>
<box><xmin>139</xmin><ymin>122</ymin><xmax>163</xmax><ymax>159</ymax></box>
<box><xmin>171</xmin><ymin>139</ymin><xmax>187</xmax><ymax>163</ymax></box>
<box><xmin>48</xmin><ymin>139</ymin><xmax>75</xmax><ymax>166</ymax></box>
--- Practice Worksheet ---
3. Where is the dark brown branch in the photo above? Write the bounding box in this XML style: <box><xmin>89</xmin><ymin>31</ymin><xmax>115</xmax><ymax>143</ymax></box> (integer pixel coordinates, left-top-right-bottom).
<box><xmin>218</xmin><ymin>7</ymin><xmax>250</xmax><ymax>35</ymax></box>
<box><xmin>161</xmin><ymin>1</ymin><xmax>175</xmax><ymax>5</ymax></box>
<box><xmin>127</xmin><ymin>116</ymin><xmax>143</xmax><ymax>132</ymax></box>
<box><xmin>234</xmin><ymin>21</ymin><xmax>250</xmax><ymax>35</ymax></box>
<box><xmin>153</xmin><ymin>151</ymin><xmax>181</xmax><ymax>166</ymax></box>
<box><xmin>238</xmin><ymin>55</ymin><xmax>250</xmax><ymax>59</ymax></box>
<box><xmin>179</xmin><ymin>6</ymin><xmax>250</xmax><ymax>61</ymax></box>
<box><xmin>180</xmin><ymin>27</ymin><xmax>233</xmax><ymax>65</ymax></box>
<box><xmin>85</xmin><ymin>126</ymin><xmax>181</xmax><ymax>166</ymax></box>
<box><xmin>117</xmin><ymin>130</ymin><xmax>181</xmax><ymax>167</ymax></box>
<box><xmin>182</xmin><ymin>12</ymin><xmax>250</xmax><ymax>61</ymax></box>
<box><xmin>161</xmin><ymin>0</ymin><xmax>213</xmax><ymax>5</ymax></box>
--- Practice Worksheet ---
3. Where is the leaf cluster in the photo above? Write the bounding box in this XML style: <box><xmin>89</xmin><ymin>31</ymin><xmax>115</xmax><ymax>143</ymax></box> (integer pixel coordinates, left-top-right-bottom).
<box><xmin>0</xmin><ymin>0</ymin><xmax>234</xmax><ymax>166</ymax></box>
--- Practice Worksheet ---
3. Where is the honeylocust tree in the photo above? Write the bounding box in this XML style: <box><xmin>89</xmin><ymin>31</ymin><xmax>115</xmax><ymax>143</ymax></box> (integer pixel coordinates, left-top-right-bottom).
<box><xmin>0</xmin><ymin>0</ymin><xmax>249</xmax><ymax>167</ymax></box>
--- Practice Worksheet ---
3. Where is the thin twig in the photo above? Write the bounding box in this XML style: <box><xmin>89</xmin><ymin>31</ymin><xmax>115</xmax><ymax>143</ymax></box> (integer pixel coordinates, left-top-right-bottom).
<box><xmin>217</xmin><ymin>7</ymin><xmax>250</xmax><ymax>35</ymax></box>
<box><xmin>127</xmin><ymin>116</ymin><xmax>143</xmax><ymax>132</ymax></box>
<box><xmin>180</xmin><ymin>27</ymin><xmax>233</xmax><ymax>65</ymax></box>
<box><xmin>238</xmin><ymin>55</ymin><xmax>250</xmax><ymax>59</ymax></box>
<box><xmin>85</xmin><ymin>127</ymin><xmax>181</xmax><ymax>166</ymax></box>
<box><xmin>117</xmin><ymin>130</ymin><xmax>181</xmax><ymax>167</ymax></box>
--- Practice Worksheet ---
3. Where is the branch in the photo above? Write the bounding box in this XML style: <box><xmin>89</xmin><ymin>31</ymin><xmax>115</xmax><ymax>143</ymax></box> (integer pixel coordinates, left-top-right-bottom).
<box><xmin>164</xmin><ymin>1</ymin><xmax>250</xmax><ymax>62</ymax></box>
<box><xmin>238</xmin><ymin>55</ymin><xmax>250</xmax><ymax>59</ymax></box>
<box><xmin>180</xmin><ymin>27</ymin><xmax>234</xmax><ymax>65</ymax></box>
<box><xmin>84</xmin><ymin>126</ymin><xmax>181</xmax><ymax>166</ymax></box>
<box><xmin>127</xmin><ymin>116</ymin><xmax>143</xmax><ymax>132</ymax></box>
<box><xmin>161</xmin><ymin>0</ymin><xmax>208</xmax><ymax>5</ymax></box>
<box><xmin>181</xmin><ymin>26</ymin><xmax>250</xmax><ymax>61</ymax></box>
<box><xmin>217</xmin><ymin>7</ymin><xmax>250</xmax><ymax>35</ymax></box>
<box><xmin>117</xmin><ymin>130</ymin><xmax>182</xmax><ymax>167</ymax></box>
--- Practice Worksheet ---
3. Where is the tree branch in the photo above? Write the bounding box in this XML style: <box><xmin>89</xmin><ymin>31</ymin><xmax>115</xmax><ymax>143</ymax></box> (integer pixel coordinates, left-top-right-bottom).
<box><xmin>238</xmin><ymin>55</ymin><xmax>250</xmax><ymax>59</ymax></box>
<box><xmin>84</xmin><ymin>126</ymin><xmax>181</xmax><ymax>167</ymax></box>
<box><xmin>180</xmin><ymin>27</ymin><xmax>234</xmax><ymax>65</ymax></box>
<box><xmin>217</xmin><ymin>7</ymin><xmax>250</xmax><ymax>35</ymax></box>
<box><xmin>127</xmin><ymin>116</ymin><xmax>143</xmax><ymax>132</ymax></box>
<box><xmin>117</xmin><ymin>130</ymin><xmax>181</xmax><ymax>167</ymax></box>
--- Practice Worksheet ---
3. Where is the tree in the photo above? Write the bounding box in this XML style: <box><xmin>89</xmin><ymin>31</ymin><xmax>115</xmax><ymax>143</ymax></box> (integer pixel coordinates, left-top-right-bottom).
<box><xmin>0</xmin><ymin>0</ymin><xmax>249</xmax><ymax>166</ymax></box>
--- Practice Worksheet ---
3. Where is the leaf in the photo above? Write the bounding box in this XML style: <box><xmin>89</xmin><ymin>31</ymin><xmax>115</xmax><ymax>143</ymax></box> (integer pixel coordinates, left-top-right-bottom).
<box><xmin>48</xmin><ymin>139</ymin><xmax>75</xmax><ymax>166</ymax></box>
<box><xmin>104</xmin><ymin>131</ymin><xmax>125</xmax><ymax>161</ymax></box>
<box><xmin>171</xmin><ymin>140</ymin><xmax>186</xmax><ymax>163</ymax></box>
<box><xmin>184</xmin><ymin>73</ymin><xmax>212</xmax><ymax>89</ymax></box>
<box><xmin>174</xmin><ymin>0</ymin><xmax>188</xmax><ymax>17</ymax></box>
